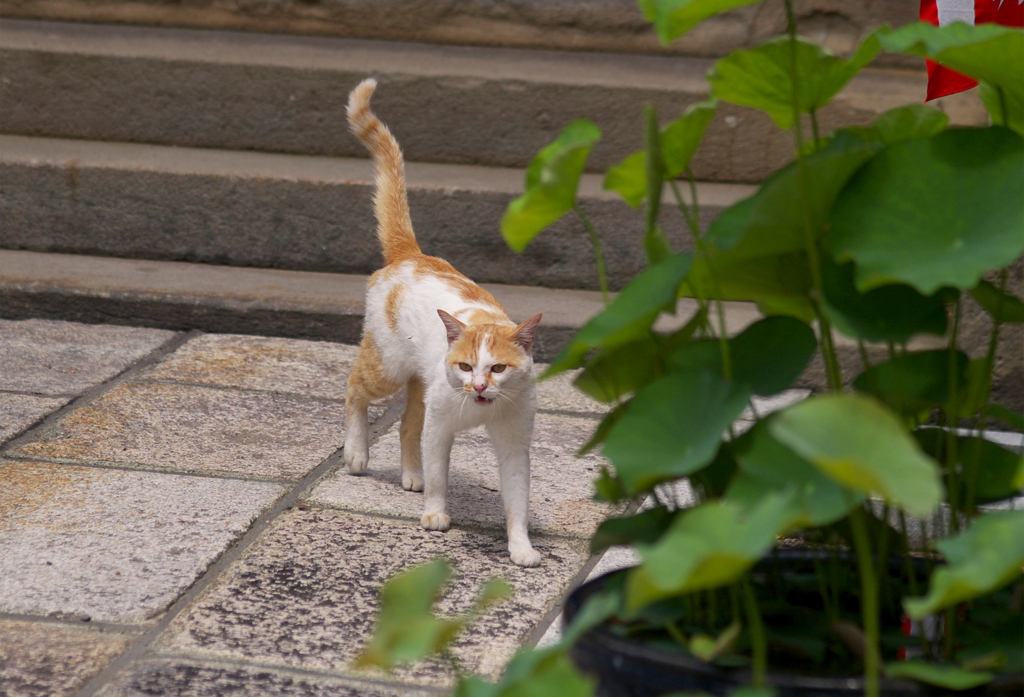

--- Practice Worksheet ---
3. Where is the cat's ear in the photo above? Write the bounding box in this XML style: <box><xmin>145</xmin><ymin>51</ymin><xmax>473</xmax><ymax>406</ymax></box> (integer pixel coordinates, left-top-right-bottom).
<box><xmin>437</xmin><ymin>310</ymin><xmax>465</xmax><ymax>346</ymax></box>
<box><xmin>512</xmin><ymin>313</ymin><xmax>543</xmax><ymax>353</ymax></box>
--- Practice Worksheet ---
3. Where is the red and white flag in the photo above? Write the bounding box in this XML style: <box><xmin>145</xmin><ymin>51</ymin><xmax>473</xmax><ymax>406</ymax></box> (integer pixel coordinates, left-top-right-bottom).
<box><xmin>920</xmin><ymin>0</ymin><xmax>1024</xmax><ymax>101</ymax></box>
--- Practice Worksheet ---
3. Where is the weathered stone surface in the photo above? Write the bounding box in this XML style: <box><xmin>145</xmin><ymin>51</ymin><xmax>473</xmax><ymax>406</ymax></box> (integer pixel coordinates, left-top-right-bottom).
<box><xmin>533</xmin><ymin>367</ymin><xmax>608</xmax><ymax>416</ymax></box>
<box><xmin>158</xmin><ymin>508</ymin><xmax>588</xmax><ymax>685</ymax></box>
<box><xmin>14</xmin><ymin>382</ymin><xmax>354</xmax><ymax>479</ymax></box>
<box><xmin>0</xmin><ymin>392</ymin><xmax>69</xmax><ymax>442</ymax></box>
<box><xmin>0</xmin><ymin>460</ymin><xmax>284</xmax><ymax>623</ymax></box>
<box><xmin>0</xmin><ymin>318</ymin><xmax>174</xmax><ymax>395</ymax></box>
<box><xmin>0</xmin><ymin>0</ymin><xmax>918</xmax><ymax>60</ymax></box>
<box><xmin>0</xmin><ymin>135</ymin><xmax>729</xmax><ymax>292</ymax></box>
<box><xmin>145</xmin><ymin>334</ymin><xmax>360</xmax><ymax>400</ymax></box>
<box><xmin>98</xmin><ymin>659</ymin><xmax>437</xmax><ymax>697</ymax></box>
<box><xmin>0</xmin><ymin>619</ymin><xmax>132</xmax><ymax>697</ymax></box>
<box><xmin>308</xmin><ymin>413</ymin><xmax>613</xmax><ymax>537</ymax></box>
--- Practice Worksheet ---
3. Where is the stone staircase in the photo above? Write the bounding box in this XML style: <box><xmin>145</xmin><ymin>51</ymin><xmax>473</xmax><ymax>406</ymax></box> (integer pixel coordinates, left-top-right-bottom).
<box><xmin>1</xmin><ymin>7</ymin><xmax>978</xmax><ymax>293</ymax></box>
<box><xmin>2</xmin><ymin>1</ymin><xmax>1012</xmax><ymax>403</ymax></box>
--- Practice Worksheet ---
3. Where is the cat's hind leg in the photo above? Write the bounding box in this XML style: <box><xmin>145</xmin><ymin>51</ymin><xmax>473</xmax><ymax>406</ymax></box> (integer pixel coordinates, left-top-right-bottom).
<box><xmin>399</xmin><ymin>376</ymin><xmax>426</xmax><ymax>492</ymax></box>
<box><xmin>344</xmin><ymin>331</ymin><xmax>400</xmax><ymax>474</ymax></box>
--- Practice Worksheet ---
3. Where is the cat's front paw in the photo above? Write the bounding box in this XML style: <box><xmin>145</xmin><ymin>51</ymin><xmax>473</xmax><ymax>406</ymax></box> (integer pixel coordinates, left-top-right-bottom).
<box><xmin>402</xmin><ymin>472</ymin><xmax>424</xmax><ymax>492</ymax></box>
<box><xmin>343</xmin><ymin>445</ymin><xmax>369</xmax><ymax>474</ymax></box>
<box><xmin>421</xmin><ymin>512</ymin><xmax>450</xmax><ymax>531</ymax></box>
<box><xmin>509</xmin><ymin>545</ymin><xmax>542</xmax><ymax>568</ymax></box>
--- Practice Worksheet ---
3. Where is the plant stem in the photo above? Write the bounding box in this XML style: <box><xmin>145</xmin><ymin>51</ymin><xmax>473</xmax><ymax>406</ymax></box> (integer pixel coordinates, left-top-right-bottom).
<box><xmin>781</xmin><ymin>0</ymin><xmax>842</xmax><ymax>392</ymax></box>
<box><xmin>741</xmin><ymin>578</ymin><xmax>767</xmax><ymax>686</ymax></box>
<box><xmin>813</xmin><ymin>555</ymin><xmax>838</xmax><ymax>624</ymax></box>
<box><xmin>574</xmin><ymin>205</ymin><xmax>610</xmax><ymax>306</ymax></box>
<box><xmin>945</xmin><ymin>296</ymin><xmax>963</xmax><ymax>532</ymax></box>
<box><xmin>850</xmin><ymin>507</ymin><xmax>881</xmax><ymax>697</ymax></box>
<box><xmin>670</xmin><ymin>179</ymin><xmax>733</xmax><ymax>381</ymax></box>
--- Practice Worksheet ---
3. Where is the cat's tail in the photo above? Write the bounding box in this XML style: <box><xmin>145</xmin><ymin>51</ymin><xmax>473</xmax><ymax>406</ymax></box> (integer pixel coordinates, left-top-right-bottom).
<box><xmin>347</xmin><ymin>78</ymin><xmax>421</xmax><ymax>265</ymax></box>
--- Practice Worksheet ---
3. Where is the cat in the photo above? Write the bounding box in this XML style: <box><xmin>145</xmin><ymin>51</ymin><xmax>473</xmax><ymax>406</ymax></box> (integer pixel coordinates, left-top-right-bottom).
<box><xmin>343</xmin><ymin>78</ymin><xmax>544</xmax><ymax>567</ymax></box>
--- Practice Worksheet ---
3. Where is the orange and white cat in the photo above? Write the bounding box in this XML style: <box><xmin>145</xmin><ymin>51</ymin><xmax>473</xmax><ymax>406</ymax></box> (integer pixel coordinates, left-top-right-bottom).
<box><xmin>344</xmin><ymin>78</ymin><xmax>544</xmax><ymax>567</ymax></box>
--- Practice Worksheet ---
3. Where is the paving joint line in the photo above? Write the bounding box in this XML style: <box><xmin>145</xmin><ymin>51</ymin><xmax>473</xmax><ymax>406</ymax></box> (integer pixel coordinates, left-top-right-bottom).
<box><xmin>0</xmin><ymin>611</ymin><xmax>146</xmax><ymax>635</ymax></box>
<box><xmin>133</xmin><ymin>377</ymin><xmax>351</xmax><ymax>403</ymax></box>
<box><xmin>0</xmin><ymin>329</ymin><xmax>200</xmax><ymax>457</ymax></box>
<box><xmin>71</xmin><ymin>391</ymin><xmax>407</xmax><ymax>697</ymax></box>
<box><xmin>0</xmin><ymin>451</ymin><xmax>312</xmax><ymax>485</ymax></box>
<box><xmin>142</xmin><ymin>652</ymin><xmax>450</xmax><ymax>694</ymax></box>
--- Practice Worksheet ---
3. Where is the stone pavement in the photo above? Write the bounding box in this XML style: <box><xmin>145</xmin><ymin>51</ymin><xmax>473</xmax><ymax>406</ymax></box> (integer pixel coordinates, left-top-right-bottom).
<box><xmin>0</xmin><ymin>316</ymin><xmax>629</xmax><ymax>697</ymax></box>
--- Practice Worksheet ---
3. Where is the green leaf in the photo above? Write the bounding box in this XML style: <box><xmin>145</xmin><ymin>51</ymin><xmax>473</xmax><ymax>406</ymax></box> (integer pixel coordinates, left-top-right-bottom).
<box><xmin>878</xmin><ymin>22</ymin><xmax>1023</xmax><ymax>100</ymax></box>
<box><xmin>591</xmin><ymin>506</ymin><xmax>674</xmax><ymax>554</ymax></box>
<box><xmin>844</xmin><ymin>104</ymin><xmax>948</xmax><ymax>146</ymax></box>
<box><xmin>769</xmin><ymin>394</ymin><xmax>944</xmax><ymax>517</ymax></box>
<box><xmin>603</xmin><ymin>370</ymin><xmax>750</xmax><ymax>495</ymax></box>
<box><xmin>474</xmin><ymin>579</ymin><xmax>513</xmax><ymax>613</ymax></box>
<box><xmin>501</xmin><ymin>120</ymin><xmax>601</xmax><ymax>252</ymax></box>
<box><xmin>684</xmin><ymin>132</ymin><xmax>875</xmax><ymax>319</ymax></box>
<box><xmin>914</xmin><ymin>430</ymin><xmax>1024</xmax><ymax>506</ymax></box>
<box><xmin>454</xmin><ymin>649</ymin><xmax>596</xmax><ymax>697</ymax></box>
<box><xmin>689</xmin><ymin>620</ymin><xmax>742</xmax><ymax>662</ymax></box>
<box><xmin>853</xmin><ymin>350</ymin><xmax>970</xmax><ymax>418</ymax></box>
<box><xmin>829</xmin><ymin>127</ymin><xmax>1024</xmax><ymax>295</ymax></box>
<box><xmin>603</xmin><ymin>152</ymin><xmax>647</xmax><ymax>208</ymax></box>
<box><xmin>640</xmin><ymin>0</ymin><xmax>767</xmax><ymax>45</ymax></box>
<box><xmin>643</xmin><ymin>104</ymin><xmax>670</xmax><ymax>266</ymax></box>
<box><xmin>989</xmin><ymin>404</ymin><xmax>1024</xmax><ymax>433</ymax></box>
<box><xmin>970</xmin><ymin>280</ymin><xmax>1024</xmax><ymax>324</ymax></box>
<box><xmin>543</xmin><ymin>252</ymin><xmax>693</xmax><ymax>377</ymax></box>
<box><xmin>820</xmin><ymin>259</ymin><xmax>950</xmax><ymax>343</ymax></box>
<box><xmin>904</xmin><ymin>510</ymin><xmax>1024</xmax><ymax>619</ymax></box>
<box><xmin>592</xmin><ymin>463</ymin><xmax>628</xmax><ymax>502</ymax></box>
<box><xmin>884</xmin><ymin>661</ymin><xmax>993</xmax><ymax>690</ymax></box>
<box><xmin>708</xmin><ymin>34</ymin><xmax>880</xmax><ymax>130</ymax></box>
<box><xmin>603</xmin><ymin>100</ymin><xmax>716</xmax><ymax>209</ymax></box>
<box><xmin>575</xmin><ymin>307</ymin><xmax>706</xmax><ymax>404</ymax></box>
<box><xmin>667</xmin><ymin>316</ymin><xmax>818</xmax><ymax>396</ymax></box>
<box><xmin>356</xmin><ymin>559</ymin><xmax>461</xmax><ymax>670</ymax></box>
<box><xmin>978</xmin><ymin>81</ymin><xmax>1023</xmax><ymax>137</ymax></box>
<box><xmin>879</xmin><ymin>22</ymin><xmax>1023</xmax><ymax>136</ymax></box>
<box><xmin>625</xmin><ymin>490</ymin><xmax>798</xmax><ymax>610</ymax></box>
<box><xmin>727</xmin><ymin>421</ymin><xmax>863</xmax><ymax>527</ymax></box>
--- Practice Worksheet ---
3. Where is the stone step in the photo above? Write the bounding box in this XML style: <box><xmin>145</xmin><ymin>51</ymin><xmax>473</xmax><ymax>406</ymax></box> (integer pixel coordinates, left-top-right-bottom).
<box><xmin>0</xmin><ymin>134</ymin><xmax>755</xmax><ymax>291</ymax></box>
<box><xmin>4</xmin><ymin>250</ymin><xmax>1019</xmax><ymax>412</ymax></box>
<box><xmin>0</xmin><ymin>0</ymin><xmax>919</xmax><ymax>60</ymax></box>
<box><xmin>0</xmin><ymin>19</ymin><xmax>980</xmax><ymax>185</ymax></box>
<box><xmin>0</xmin><ymin>249</ymin><xmax>761</xmax><ymax>365</ymax></box>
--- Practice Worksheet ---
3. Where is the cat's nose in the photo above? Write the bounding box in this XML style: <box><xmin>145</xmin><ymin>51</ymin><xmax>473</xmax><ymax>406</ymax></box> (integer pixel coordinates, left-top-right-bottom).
<box><xmin>474</xmin><ymin>383</ymin><xmax>487</xmax><ymax>394</ymax></box>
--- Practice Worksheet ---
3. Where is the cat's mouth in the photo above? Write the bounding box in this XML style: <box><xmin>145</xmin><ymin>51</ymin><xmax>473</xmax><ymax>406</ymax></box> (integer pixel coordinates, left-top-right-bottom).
<box><xmin>474</xmin><ymin>396</ymin><xmax>494</xmax><ymax>405</ymax></box>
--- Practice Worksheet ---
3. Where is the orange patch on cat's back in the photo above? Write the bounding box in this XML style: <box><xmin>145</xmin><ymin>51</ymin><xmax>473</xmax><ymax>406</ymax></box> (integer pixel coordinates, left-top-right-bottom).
<box><xmin>385</xmin><ymin>282</ymin><xmax>407</xmax><ymax>330</ymax></box>
<box><xmin>410</xmin><ymin>255</ymin><xmax>503</xmax><ymax>309</ymax></box>
<box><xmin>454</xmin><ymin>308</ymin><xmax>510</xmax><ymax>326</ymax></box>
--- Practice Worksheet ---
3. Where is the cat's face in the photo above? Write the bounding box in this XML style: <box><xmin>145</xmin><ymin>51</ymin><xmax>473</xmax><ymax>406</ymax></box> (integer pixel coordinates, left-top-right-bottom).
<box><xmin>438</xmin><ymin>312</ymin><xmax>542</xmax><ymax>406</ymax></box>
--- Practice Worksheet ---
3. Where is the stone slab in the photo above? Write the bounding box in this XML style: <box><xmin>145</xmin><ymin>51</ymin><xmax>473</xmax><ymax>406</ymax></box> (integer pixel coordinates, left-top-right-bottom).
<box><xmin>0</xmin><ymin>392</ymin><xmax>70</xmax><ymax>443</ymax></box>
<box><xmin>308</xmin><ymin>413</ymin><xmax>613</xmax><ymax>538</ymax></box>
<box><xmin>14</xmin><ymin>382</ymin><xmax>355</xmax><ymax>480</ymax></box>
<box><xmin>157</xmin><ymin>508</ymin><xmax>589</xmax><ymax>686</ymax></box>
<box><xmin>0</xmin><ymin>460</ymin><xmax>284</xmax><ymax>623</ymax></box>
<box><xmin>0</xmin><ymin>1</ymin><xmax>920</xmax><ymax>60</ymax></box>
<box><xmin>0</xmin><ymin>619</ymin><xmax>132</xmax><ymax>697</ymax></box>
<box><xmin>0</xmin><ymin>135</ymin><xmax>743</xmax><ymax>292</ymax></box>
<box><xmin>0</xmin><ymin>318</ymin><xmax>175</xmax><ymax>395</ymax></box>
<box><xmin>97</xmin><ymin>660</ymin><xmax>441</xmax><ymax>697</ymax></box>
<box><xmin>145</xmin><ymin>333</ymin><xmax>360</xmax><ymax>400</ymax></box>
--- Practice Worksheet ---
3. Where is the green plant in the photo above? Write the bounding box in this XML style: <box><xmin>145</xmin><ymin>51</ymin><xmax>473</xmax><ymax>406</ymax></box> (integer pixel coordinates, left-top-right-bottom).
<box><xmin>357</xmin><ymin>2</ymin><xmax>1024</xmax><ymax>695</ymax></box>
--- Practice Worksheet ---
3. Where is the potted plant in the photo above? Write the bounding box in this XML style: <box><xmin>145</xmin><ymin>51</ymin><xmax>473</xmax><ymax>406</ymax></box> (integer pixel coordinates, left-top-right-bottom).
<box><xmin>357</xmin><ymin>2</ymin><xmax>1023</xmax><ymax>695</ymax></box>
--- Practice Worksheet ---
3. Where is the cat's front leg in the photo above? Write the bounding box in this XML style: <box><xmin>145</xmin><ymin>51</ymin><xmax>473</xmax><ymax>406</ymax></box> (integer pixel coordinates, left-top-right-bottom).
<box><xmin>487</xmin><ymin>421</ymin><xmax>541</xmax><ymax>568</ymax></box>
<box><xmin>420</xmin><ymin>404</ymin><xmax>454</xmax><ymax>531</ymax></box>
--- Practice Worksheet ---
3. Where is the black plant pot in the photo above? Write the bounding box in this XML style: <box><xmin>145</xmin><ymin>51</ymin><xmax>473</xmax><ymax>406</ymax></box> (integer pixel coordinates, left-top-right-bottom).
<box><xmin>564</xmin><ymin>552</ymin><xmax>1022</xmax><ymax>697</ymax></box>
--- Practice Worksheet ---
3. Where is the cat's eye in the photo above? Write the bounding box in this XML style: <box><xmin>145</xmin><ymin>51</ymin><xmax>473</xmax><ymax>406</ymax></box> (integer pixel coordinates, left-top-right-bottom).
<box><xmin>458</xmin><ymin>362</ymin><xmax>472</xmax><ymax>372</ymax></box>
<box><xmin>491</xmin><ymin>364</ymin><xmax>506</xmax><ymax>374</ymax></box>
